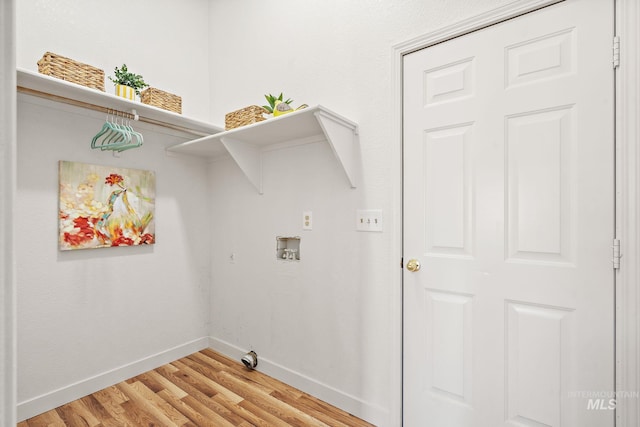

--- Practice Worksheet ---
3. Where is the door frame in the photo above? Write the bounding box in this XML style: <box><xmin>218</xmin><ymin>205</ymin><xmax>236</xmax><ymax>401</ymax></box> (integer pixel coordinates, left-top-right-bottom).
<box><xmin>391</xmin><ymin>0</ymin><xmax>640</xmax><ymax>425</ymax></box>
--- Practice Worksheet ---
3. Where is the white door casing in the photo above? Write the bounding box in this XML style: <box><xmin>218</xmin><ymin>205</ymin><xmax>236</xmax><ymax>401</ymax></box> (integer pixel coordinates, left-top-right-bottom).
<box><xmin>403</xmin><ymin>1</ymin><xmax>614</xmax><ymax>426</ymax></box>
<box><xmin>615</xmin><ymin>0</ymin><xmax>640</xmax><ymax>425</ymax></box>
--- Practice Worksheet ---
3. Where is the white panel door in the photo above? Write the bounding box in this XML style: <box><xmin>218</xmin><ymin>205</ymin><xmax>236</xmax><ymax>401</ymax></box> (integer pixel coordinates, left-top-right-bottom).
<box><xmin>403</xmin><ymin>1</ymin><xmax>614</xmax><ymax>426</ymax></box>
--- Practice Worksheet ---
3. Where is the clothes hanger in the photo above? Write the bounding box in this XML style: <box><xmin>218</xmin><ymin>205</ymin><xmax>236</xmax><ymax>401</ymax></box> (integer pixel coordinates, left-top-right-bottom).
<box><xmin>91</xmin><ymin>110</ymin><xmax>143</xmax><ymax>152</ymax></box>
<box><xmin>92</xmin><ymin>110</ymin><xmax>126</xmax><ymax>149</ymax></box>
<box><xmin>126</xmin><ymin>117</ymin><xmax>144</xmax><ymax>148</ymax></box>
<box><xmin>101</xmin><ymin>111</ymin><xmax>130</xmax><ymax>149</ymax></box>
<box><xmin>91</xmin><ymin>110</ymin><xmax>119</xmax><ymax>149</ymax></box>
<box><xmin>101</xmin><ymin>111</ymin><xmax>135</xmax><ymax>152</ymax></box>
<box><xmin>115</xmin><ymin>115</ymin><xmax>143</xmax><ymax>152</ymax></box>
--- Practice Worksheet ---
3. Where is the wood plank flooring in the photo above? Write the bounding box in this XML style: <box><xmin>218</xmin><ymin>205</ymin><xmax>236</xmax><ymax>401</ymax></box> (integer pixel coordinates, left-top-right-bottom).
<box><xmin>18</xmin><ymin>349</ymin><xmax>375</xmax><ymax>427</ymax></box>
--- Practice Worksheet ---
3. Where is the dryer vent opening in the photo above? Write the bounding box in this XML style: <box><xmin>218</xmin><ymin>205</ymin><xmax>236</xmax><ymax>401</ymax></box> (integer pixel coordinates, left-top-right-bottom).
<box><xmin>241</xmin><ymin>351</ymin><xmax>258</xmax><ymax>370</ymax></box>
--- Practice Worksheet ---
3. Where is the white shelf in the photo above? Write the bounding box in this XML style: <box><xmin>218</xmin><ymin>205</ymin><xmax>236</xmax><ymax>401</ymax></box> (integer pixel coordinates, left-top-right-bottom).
<box><xmin>17</xmin><ymin>69</ymin><xmax>359</xmax><ymax>194</ymax></box>
<box><xmin>17</xmin><ymin>68</ymin><xmax>224</xmax><ymax>136</ymax></box>
<box><xmin>168</xmin><ymin>105</ymin><xmax>360</xmax><ymax>193</ymax></box>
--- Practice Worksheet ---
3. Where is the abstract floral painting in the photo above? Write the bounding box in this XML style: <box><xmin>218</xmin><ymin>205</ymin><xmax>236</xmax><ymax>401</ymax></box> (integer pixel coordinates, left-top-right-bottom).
<box><xmin>59</xmin><ymin>161</ymin><xmax>156</xmax><ymax>250</ymax></box>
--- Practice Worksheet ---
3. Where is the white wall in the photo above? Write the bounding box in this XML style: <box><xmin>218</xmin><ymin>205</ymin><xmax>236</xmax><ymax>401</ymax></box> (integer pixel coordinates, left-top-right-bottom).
<box><xmin>17</xmin><ymin>0</ymin><xmax>211</xmax><ymax>121</ymax></box>
<box><xmin>15</xmin><ymin>0</ymin><xmax>212</xmax><ymax>420</ymax></box>
<box><xmin>9</xmin><ymin>1</ymin><xmax>640</xmax><ymax>426</ymax></box>
<box><xmin>14</xmin><ymin>0</ymin><xmax>522</xmax><ymax>425</ymax></box>
<box><xmin>1</xmin><ymin>1</ymin><xmax>17</xmax><ymax>426</ymax></box>
<box><xmin>16</xmin><ymin>97</ymin><xmax>212</xmax><ymax>420</ymax></box>
<box><xmin>207</xmin><ymin>0</ymin><xmax>511</xmax><ymax>425</ymax></box>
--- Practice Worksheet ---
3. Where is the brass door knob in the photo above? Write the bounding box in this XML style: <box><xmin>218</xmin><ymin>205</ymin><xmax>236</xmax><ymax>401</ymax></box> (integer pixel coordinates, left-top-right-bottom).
<box><xmin>406</xmin><ymin>259</ymin><xmax>421</xmax><ymax>272</ymax></box>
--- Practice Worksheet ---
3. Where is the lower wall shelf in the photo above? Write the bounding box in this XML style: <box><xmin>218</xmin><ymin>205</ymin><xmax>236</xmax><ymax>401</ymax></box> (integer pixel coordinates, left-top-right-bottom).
<box><xmin>167</xmin><ymin>105</ymin><xmax>360</xmax><ymax>194</ymax></box>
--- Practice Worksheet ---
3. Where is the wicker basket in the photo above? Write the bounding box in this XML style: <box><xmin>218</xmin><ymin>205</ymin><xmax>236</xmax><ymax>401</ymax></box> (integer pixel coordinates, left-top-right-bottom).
<box><xmin>225</xmin><ymin>105</ymin><xmax>267</xmax><ymax>130</ymax></box>
<box><xmin>37</xmin><ymin>52</ymin><xmax>105</xmax><ymax>91</ymax></box>
<box><xmin>140</xmin><ymin>87</ymin><xmax>182</xmax><ymax>114</ymax></box>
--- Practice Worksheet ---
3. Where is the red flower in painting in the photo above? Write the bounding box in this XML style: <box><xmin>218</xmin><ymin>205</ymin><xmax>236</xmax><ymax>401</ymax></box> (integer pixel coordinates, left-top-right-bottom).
<box><xmin>105</xmin><ymin>173</ymin><xmax>124</xmax><ymax>186</ymax></box>
<box><xmin>112</xmin><ymin>236</ymin><xmax>134</xmax><ymax>246</ymax></box>
<box><xmin>110</xmin><ymin>226</ymin><xmax>134</xmax><ymax>246</ymax></box>
<box><xmin>140</xmin><ymin>233</ymin><xmax>155</xmax><ymax>245</ymax></box>
<box><xmin>63</xmin><ymin>216</ymin><xmax>95</xmax><ymax>246</ymax></box>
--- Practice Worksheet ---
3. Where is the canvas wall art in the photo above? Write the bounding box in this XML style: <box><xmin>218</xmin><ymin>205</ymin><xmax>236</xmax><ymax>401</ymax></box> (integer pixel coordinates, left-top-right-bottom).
<box><xmin>59</xmin><ymin>160</ymin><xmax>156</xmax><ymax>250</ymax></box>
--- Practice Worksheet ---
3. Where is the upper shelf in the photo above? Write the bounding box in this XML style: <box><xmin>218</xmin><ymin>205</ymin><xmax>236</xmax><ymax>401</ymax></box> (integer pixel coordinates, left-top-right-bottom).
<box><xmin>168</xmin><ymin>105</ymin><xmax>360</xmax><ymax>193</ymax></box>
<box><xmin>16</xmin><ymin>68</ymin><xmax>224</xmax><ymax>136</ymax></box>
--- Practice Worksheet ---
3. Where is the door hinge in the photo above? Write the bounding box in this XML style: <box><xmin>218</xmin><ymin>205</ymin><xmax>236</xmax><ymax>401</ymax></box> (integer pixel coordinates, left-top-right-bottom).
<box><xmin>613</xmin><ymin>238</ymin><xmax>622</xmax><ymax>269</ymax></box>
<box><xmin>613</xmin><ymin>36</ymin><xmax>620</xmax><ymax>69</ymax></box>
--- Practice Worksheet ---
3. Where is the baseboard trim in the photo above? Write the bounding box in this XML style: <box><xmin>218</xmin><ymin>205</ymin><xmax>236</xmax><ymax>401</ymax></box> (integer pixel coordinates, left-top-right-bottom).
<box><xmin>17</xmin><ymin>336</ymin><xmax>386</xmax><ymax>425</ymax></box>
<box><xmin>17</xmin><ymin>337</ymin><xmax>209</xmax><ymax>421</ymax></box>
<box><xmin>208</xmin><ymin>336</ymin><xmax>387</xmax><ymax>426</ymax></box>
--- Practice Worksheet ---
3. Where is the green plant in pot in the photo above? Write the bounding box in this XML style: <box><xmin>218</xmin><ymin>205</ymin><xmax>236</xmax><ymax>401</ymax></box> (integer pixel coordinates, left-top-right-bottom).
<box><xmin>109</xmin><ymin>64</ymin><xmax>149</xmax><ymax>100</ymax></box>
<box><xmin>262</xmin><ymin>92</ymin><xmax>308</xmax><ymax>117</ymax></box>
<box><xmin>263</xmin><ymin>93</ymin><xmax>292</xmax><ymax>116</ymax></box>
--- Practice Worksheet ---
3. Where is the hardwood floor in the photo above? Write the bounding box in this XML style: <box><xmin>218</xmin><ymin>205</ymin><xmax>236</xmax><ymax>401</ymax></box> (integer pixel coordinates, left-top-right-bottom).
<box><xmin>18</xmin><ymin>349</ymin><xmax>375</xmax><ymax>427</ymax></box>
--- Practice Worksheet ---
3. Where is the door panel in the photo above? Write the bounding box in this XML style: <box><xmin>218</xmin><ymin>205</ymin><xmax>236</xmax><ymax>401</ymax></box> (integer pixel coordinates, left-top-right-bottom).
<box><xmin>506</xmin><ymin>106</ymin><xmax>575</xmax><ymax>263</ymax></box>
<box><xmin>424</xmin><ymin>123</ymin><xmax>473</xmax><ymax>256</ymax></box>
<box><xmin>403</xmin><ymin>1</ymin><xmax>614</xmax><ymax>426</ymax></box>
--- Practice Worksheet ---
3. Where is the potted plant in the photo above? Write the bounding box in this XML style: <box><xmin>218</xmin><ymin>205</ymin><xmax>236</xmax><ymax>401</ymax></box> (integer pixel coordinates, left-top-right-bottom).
<box><xmin>263</xmin><ymin>93</ymin><xmax>293</xmax><ymax>116</ymax></box>
<box><xmin>109</xmin><ymin>64</ymin><xmax>149</xmax><ymax>100</ymax></box>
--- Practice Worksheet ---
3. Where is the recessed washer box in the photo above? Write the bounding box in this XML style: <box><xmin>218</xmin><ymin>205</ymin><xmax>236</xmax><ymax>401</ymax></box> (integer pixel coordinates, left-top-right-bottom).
<box><xmin>276</xmin><ymin>236</ymin><xmax>300</xmax><ymax>261</ymax></box>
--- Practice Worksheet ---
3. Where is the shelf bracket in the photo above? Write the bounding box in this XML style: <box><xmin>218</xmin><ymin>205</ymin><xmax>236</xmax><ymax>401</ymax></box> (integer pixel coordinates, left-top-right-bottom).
<box><xmin>314</xmin><ymin>110</ymin><xmax>359</xmax><ymax>189</ymax></box>
<box><xmin>220</xmin><ymin>137</ymin><xmax>263</xmax><ymax>194</ymax></box>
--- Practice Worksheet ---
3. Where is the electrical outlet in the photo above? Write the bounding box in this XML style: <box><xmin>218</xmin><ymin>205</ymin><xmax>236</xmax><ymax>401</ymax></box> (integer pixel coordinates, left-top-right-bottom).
<box><xmin>356</xmin><ymin>209</ymin><xmax>383</xmax><ymax>232</ymax></box>
<box><xmin>303</xmin><ymin>211</ymin><xmax>312</xmax><ymax>230</ymax></box>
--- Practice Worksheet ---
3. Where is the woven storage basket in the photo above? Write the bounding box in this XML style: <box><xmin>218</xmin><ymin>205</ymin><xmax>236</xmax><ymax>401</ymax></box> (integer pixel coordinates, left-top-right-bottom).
<box><xmin>37</xmin><ymin>52</ymin><xmax>105</xmax><ymax>91</ymax></box>
<box><xmin>140</xmin><ymin>87</ymin><xmax>182</xmax><ymax>114</ymax></box>
<box><xmin>225</xmin><ymin>105</ymin><xmax>267</xmax><ymax>130</ymax></box>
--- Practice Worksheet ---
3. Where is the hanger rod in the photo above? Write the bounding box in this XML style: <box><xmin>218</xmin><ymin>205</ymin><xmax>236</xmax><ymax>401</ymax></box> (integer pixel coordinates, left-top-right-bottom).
<box><xmin>17</xmin><ymin>86</ymin><xmax>210</xmax><ymax>137</ymax></box>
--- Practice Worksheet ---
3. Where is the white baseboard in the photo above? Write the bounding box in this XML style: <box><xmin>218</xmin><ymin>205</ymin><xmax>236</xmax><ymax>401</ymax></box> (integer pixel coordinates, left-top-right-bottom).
<box><xmin>208</xmin><ymin>336</ymin><xmax>387</xmax><ymax>426</ymax></box>
<box><xmin>17</xmin><ymin>336</ymin><xmax>386</xmax><ymax>426</ymax></box>
<box><xmin>17</xmin><ymin>337</ymin><xmax>209</xmax><ymax>422</ymax></box>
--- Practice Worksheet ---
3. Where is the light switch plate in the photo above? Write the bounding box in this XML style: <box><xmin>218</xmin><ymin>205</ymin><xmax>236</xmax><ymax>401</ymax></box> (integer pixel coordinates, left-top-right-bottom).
<box><xmin>356</xmin><ymin>209</ymin><xmax>383</xmax><ymax>232</ymax></box>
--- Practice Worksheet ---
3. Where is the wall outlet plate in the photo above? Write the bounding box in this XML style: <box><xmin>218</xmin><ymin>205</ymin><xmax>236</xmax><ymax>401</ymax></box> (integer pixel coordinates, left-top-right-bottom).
<box><xmin>356</xmin><ymin>209</ymin><xmax>383</xmax><ymax>232</ymax></box>
<box><xmin>303</xmin><ymin>211</ymin><xmax>312</xmax><ymax>230</ymax></box>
